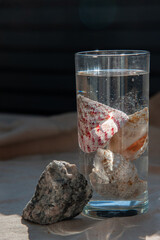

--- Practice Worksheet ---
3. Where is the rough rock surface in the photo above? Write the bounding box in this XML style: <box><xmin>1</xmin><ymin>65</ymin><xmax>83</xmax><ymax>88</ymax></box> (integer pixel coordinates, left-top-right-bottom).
<box><xmin>89</xmin><ymin>148</ymin><xmax>147</xmax><ymax>199</ymax></box>
<box><xmin>22</xmin><ymin>160</ymin><xmax>92</xmax><ymax>224</ymax></box>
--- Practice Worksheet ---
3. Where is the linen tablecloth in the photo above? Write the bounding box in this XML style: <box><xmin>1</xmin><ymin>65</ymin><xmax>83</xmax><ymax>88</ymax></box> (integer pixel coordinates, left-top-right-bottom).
<box><xmin>0</xmin><ymin>94</ymin><xmax>160</xmax><ymax>240</ymax></box>
<box><xmin>0</xmin><ymin>112</ymin><xmax>77</xmax><ymax>160</ymax></box>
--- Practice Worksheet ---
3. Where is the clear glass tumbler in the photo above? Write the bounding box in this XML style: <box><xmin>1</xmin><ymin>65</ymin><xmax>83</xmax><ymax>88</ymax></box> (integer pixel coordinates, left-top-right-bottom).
<box><xmin>75</xmin><ymin>50</ymin><xmax>150</xmax><ymax>218</ymax></box>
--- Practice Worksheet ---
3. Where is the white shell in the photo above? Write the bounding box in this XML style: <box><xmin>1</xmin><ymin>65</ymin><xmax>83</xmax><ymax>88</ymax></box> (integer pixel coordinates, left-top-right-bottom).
<box><xmin>89</xmin><ymin>149</ymin><xmax>147</xmax><ymax>199</ymax></box>
<box><xmin>77</xmin><ymin>95</ymin><xmax>128</xmax><ymax>153</ymax></box>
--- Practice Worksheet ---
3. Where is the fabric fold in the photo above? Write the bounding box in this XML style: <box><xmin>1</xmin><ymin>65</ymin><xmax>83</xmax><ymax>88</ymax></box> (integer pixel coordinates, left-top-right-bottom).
<box><xmin>0</xmin><ymin>112</ymin><xmax>78</xmax><ymax>160</ymax></box>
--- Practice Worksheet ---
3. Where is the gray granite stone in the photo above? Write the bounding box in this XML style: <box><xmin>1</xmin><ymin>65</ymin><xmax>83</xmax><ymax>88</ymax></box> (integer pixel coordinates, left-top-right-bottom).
<box><xmin>22</xmin><ymin>160</ymin><xmax>92</xmax><ymax>224</ymax></box>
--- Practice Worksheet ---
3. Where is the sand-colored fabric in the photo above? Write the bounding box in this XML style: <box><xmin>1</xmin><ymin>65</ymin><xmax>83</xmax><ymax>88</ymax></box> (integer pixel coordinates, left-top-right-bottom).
<box><xmin>150</xmin><ymin>92</ymin><xmax>160</xmax><ymax>127</ymax></box>
<box><xmin>0</xmin><ymin>112</ymin><xmax>78</xmax><ymax>160</ymax></box>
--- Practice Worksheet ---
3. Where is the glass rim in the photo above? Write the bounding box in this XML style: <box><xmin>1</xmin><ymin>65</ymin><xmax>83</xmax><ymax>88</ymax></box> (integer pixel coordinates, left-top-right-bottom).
<box><xmin>75</xmin><ymin>50</ymin><xmax>150</xmax><ymax>57</ymax></box>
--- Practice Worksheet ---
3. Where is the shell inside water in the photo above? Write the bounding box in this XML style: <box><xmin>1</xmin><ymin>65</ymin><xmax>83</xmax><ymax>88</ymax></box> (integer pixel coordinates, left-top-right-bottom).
<box><xmin>77</xmin><ymin>95</ymin><xmax>128</xmax><ymax>153</ymax></box>
<box><xmin>109</xmin><ymin>107</ymin><xmax>148</xmax><ymax>161</ymax></box>
<box><xmin>89</xmin><ymin>149</ymin><xmax>147</xmax><ymax>199</ymax></box>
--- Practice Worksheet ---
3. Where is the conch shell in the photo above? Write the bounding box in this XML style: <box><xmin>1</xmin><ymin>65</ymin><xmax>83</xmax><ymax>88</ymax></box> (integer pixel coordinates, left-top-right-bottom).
<box><xmin>77</xmin><ymin>95</ymin><xmax>128</xmax><ymax>153</ymax></box>
<box><xmin>109</xmin><ymin>107</ymin><xmax>148</xmax><ymax>161</ymax></box>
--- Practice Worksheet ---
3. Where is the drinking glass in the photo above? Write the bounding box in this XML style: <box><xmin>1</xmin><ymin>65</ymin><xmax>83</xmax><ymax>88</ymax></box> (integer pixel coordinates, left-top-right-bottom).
<box><xmin>75</xmin><ymin>50</ymin><xmax>150</xmax><ymax>218</ymax></box>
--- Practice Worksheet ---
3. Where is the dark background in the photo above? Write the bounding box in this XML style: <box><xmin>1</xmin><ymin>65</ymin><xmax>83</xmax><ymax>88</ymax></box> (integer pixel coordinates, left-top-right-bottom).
<box><xmin>0</xmin><ymin>0</ymin><xmax>159</xmax><ymax>115</ymax></box>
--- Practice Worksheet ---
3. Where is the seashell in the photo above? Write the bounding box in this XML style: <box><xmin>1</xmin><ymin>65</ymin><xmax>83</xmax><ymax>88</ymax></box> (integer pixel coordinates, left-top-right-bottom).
<box><xmin>89</xmin><ymin>148</ymin><xmax>147</xmax><ymax>199</ymax></box>
<box><xmin>89</xmin><ymin>168</ymin><xmax>119</xmax><ymax>199</ymax></box>
<box><xmin>77</xmin><ymin>95</ymin><xmax>128</xmax><ymax>153</ymax></box>
<box><xmin>93</xmin><ymin>149</ymin><xmax>138</xmax><ymax>183</ymax></box>
<box><xmin>109</xmin><ymin>107</ymin><xmax>149</xmax><ymax>161</ymax></box>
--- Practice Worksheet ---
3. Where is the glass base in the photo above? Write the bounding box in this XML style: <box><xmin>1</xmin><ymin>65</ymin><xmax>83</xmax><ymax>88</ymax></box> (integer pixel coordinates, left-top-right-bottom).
<box><xmin>82</xmin><ymin>199</ymin><xmax>149</xmax><ymax>219</ymax></box>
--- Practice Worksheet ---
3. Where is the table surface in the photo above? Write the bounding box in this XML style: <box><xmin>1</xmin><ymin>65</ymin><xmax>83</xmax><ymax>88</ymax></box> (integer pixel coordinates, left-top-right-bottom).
<box><xmin>0</xmin><ymin>150</ymin><xmax>160</xmax><ymax>240</ymax></box>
